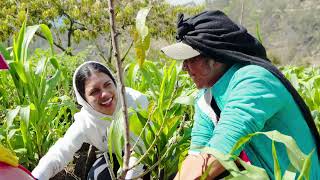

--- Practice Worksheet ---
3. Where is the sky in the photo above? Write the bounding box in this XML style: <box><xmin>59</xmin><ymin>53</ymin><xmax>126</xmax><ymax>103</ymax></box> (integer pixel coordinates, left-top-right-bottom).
<box><xmin>166</xmin><ymin>0</ymin><xmax>206</xmax><ymax>5</ymax></box>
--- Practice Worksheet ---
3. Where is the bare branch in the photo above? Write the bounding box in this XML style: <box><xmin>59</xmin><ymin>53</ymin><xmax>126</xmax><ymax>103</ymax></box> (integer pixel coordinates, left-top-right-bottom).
<box><xmin>120</xmin><ymin>40</ymin><xmax>134</xmax><ymax>62</ymax></box>
<box><xmin>239</xmin><ymin>0</ymin><xmax>245</xmax><ymax>25</ymax></box>
<box><xmin>107</xmin><ymin>0</ymin><xmax>131</xmax><ymax>179</ymax></box>
<box><xmin>35</xmin><ymin>32</ymin><xmax>73</xmax><ymax>56</ymax></box>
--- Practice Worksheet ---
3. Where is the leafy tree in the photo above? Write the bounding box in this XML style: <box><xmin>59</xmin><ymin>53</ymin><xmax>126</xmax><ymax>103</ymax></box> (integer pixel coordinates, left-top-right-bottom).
<box><xmin>0</xmin><ymin>0</ymin><xmax>203</xmax><ymax>56</ymax></box>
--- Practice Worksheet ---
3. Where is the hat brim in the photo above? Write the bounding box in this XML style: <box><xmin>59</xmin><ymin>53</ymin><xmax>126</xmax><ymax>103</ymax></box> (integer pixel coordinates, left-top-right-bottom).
<box><xmin>161</xmin><ymin>42</ymin><xmax>200</xmax><ymax>60</ymax></box>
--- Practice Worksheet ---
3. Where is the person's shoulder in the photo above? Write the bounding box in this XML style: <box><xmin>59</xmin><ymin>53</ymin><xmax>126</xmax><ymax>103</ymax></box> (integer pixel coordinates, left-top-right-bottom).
<box><xmin>231</xmin><ymin>64</ymin><xmax>289</xmax><ymax>96</ymax></box>
<box><xmin>125</xmin><ymin>87</ymin><xmax>146</xmax><ymax>100</ymax></box>
<box><xmin>125</xmin><ymin>87</ymin><xmax>148</xmax><ymax>109</ymax></box>
<box><xmin>234</xmin><ymin>64</ymin><xmax>276</xmax><ymax>81</ymax></box>
<box><xmin>194</xmin><ymin>89</ymin><xmax>205</xmax><ymax>105</ymax></box>
<box><xmin>125</xmin><ymin>87</ymin><xmax>143</xmax><ymax>96</ymax></box>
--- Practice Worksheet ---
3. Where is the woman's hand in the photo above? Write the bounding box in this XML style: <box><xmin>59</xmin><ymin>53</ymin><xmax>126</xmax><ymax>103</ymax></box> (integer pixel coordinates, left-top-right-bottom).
<box><xmin>174</xmin><ymin>153</ymin><xmax>225</xmax><ymax>180</ymax></box>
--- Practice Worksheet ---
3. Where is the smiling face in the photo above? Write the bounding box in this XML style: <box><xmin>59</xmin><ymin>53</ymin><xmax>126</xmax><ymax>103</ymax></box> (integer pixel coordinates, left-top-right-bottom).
<box><xmin>182</xmin><ymin>55</ymin><xmax>228</xmax><ymax>89</ymax></box>
<box><xmin>84</xmin><ymin>72</ymin><xmax>117</xmax><ymax>115</ymax></box>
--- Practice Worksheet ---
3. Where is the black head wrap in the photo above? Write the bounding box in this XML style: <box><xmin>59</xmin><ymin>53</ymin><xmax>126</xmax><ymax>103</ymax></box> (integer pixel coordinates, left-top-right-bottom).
<box><xmin>177</xmin><ymin>10</ymin><xmax>320</xmax><ymax>156</ymax></box>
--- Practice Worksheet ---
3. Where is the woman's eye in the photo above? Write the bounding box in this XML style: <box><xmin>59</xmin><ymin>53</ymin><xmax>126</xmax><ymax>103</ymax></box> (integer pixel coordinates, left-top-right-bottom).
<box><xmin>104</xmin><ymin>82</ymin><xmax>111</xmax><ymax>88</ymax></box>
<box><xmin>90</xmin><ymin>89</ymin><xmax>99</xmax><ymax>96</ymax></box>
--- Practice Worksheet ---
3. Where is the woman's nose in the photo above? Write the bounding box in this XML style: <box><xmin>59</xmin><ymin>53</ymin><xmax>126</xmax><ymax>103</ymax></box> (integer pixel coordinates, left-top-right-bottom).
<box><xmin>101</xmin><ymin>90</ymin><xmax>111</xmax><ymax>98</ymax></box>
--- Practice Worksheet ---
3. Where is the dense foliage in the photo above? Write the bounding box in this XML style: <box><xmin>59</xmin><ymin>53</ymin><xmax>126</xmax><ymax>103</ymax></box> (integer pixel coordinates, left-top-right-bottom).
<box><xmin>0</xmin><ymin>5</ymin><xmax>319</xmax><ymax>180</ymax></box>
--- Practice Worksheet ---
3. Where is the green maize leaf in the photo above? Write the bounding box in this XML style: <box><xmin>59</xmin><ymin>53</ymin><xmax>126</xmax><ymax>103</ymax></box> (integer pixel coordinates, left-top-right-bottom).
<box><xmin>230</xmin><ymin>133</ymin><xmax>255</xmax><ymax>155</ymax></box>
<box><xmin>167</xmin><ymin>117</ymin><xmax>181</xmax><ymax>138</ymax></box>
<box><xmin>22</xmin><ymin>25</ymin><xmax>41</xmax><ymax>62</ymax></box>
<box><xmin>8</xmin><ymin>129</ymin><xmax>18</xmax><ymax>140</ymax></box>
<box><xmin>6</xmin><ymin>106</ymin><xmax>21</xmax><ymax>129</ymax></box>
<box><xmin>107</xmin><ymin>125</ymin><xmax>115</xmax><ymax>169</ymax></box>
<box><xmin>255</xmin><ymin>21</ymin><xmax>263</xmax><ymax>44</ymax></box>
<box><xmin>109</xmin><ymin>108</ymin><xmax>125</xmax><ymax>167</ymax></box>
<box><xmin>136</xmin><ymin>111</ymin><xmax>155</xmax><ymax>137</ymax></box>
<box><xmin>237</xmin><ymin>158</ymin><xmax>269</xmax><ymax>179</ymax></box>
<box><xmin>259</xmin><ymin>131</ymin><xmax>306</xmax><ymax>172</ymax></box>
<box><xmin>136</xmin><ymin>7</ymin><xmax>151</xmax><ymax>40</ymax></box>
<box><xmin>313</xmin><ymin>89</ymin><xmax>320</xmax><ymax>106</ymax></box>
<box><xmin>145</xmin><ymin>61</ymin><xmax>162</xmax><ymax>82</ymax></box>
<box><xmin>50</xmin><ymin>57</ymin><xmax>59</xmax><ymax>69</ymax></box>
<box><xmin>143</xmin><ymin>33</ymin><xmax>151</xmax><ymax>51</ymax></box>
<box><xmin>0</xmin><ymin>43</ymin><xmax>11</xmax><ymax>60</ymax></box>
<box><xmin>35</xmin><ymin>57</ymin><xmax>46</xmax><ymax>75</ymax></box>
<box><xmin>39</xmin><ymin>24</ymin><xmax>54</xmax><ymax>54</ymax></box>
<box><xmin>15</xmin><ymin>20</ymin><xmax>26</xmax><ymax>62</ymax></box>
<box><xmin>42</xmin><ymin>70</ymin><xmax>61</xmax><ymax>105</ymax></box>
<box><xmin>13</xmin><ymin>148</ymin><xmax>27</xmax><ymax>154</ymax></box>
<box><xmin>20</xmin><ymin>117</ymin><xmax>28</xmax><ymax>147</ymax></box>
<box><xmin>134</xmin><ymin>7</ymin><xmax>151</xmax><ymax>67</ymax></box>
<box><xmin>12</xmin><ymin>61</ymin><xmax>27</xmax><ymax>83</ymax></box>
<box><xmin>19</xmin><ymin>105</ymin><xmax>30</xmax><ymax>128</ymax></box>
<box><xmin>166</xmin><ymin>62</ymin><xmax>177</xmax><ymax>108</ymax></box>
<box><xmin>297</xmin><ymin>149</ymin><xmax>314</xmax><ymax>180</ymax></box>
<box><xmin>158</xmin><ymin>66</ymin><xmax>168</xmax><ymax>108</ymax></box>
<box><xmin>129</xmin><ymin>112</ymin><xmax>144</xmax><ymax>136</ymax></box>
<box><xmin>272</xmin><ymin>141</ymin><xmax>281</xmax><ymax>180</ymax></box>
<box><xmin>125</xmin><ymin>63</ymin><xmax>136</xmax><ymax>88</ymax></box>
<box><xmin>289</xmin><ymin>74</ymin><xmax>299</xmax><ymax>89</ymax></box>
<box><xmin>140</xmin><ymin>67</ymin><xmax>155</xmax><ymax>92</ymax></box>
<box><xmin>133</xmin><ymin>143</ymin><xmax>145</xmax><ymax>156</ymax></box>
<box><xmin>230</xmin><ymin>130</ymin><xmax>307</xmax><ymax>173</ymax></box>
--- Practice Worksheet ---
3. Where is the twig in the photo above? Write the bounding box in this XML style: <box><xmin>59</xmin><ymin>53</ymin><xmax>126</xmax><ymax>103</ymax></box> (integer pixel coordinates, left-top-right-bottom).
<box><xmin>108</xmin><ymin>33</ymin><xmax>113</xmax><ymax>63</ymax></box>
<box><xmin>120</xmin><ymin>40</ymin><xmax>134</xmax><ymax>62</ymax></box>
<box><xmin>103</xmin><ymin>152</ymin><xmax>117</xmax><ymax>179</ymax></box>
<box><xmin>131</xmin><ymin>106</ymin><xmax>156</xmax><ymax>152</ymax></box>
<box><xmin>107</xmin><ymin>0</ymin><xmax>131</xmax><ymax>179</ymax></box>
<box><xmin>127</xmin><ymin>109</ymin><xmax>167</xmax><ymax>171</ymax></box>
<box><xmin>239</xmin><ymin>0</ymin><xmax>245</xmax><ymax>25</ymax></box>
<box><xmin>131</xmin><ymin>115</ymin><xmax>187</xmax><ymax>179</ymax></box>
<box><xmin>35</xmin><ymin>32</ymin><xmax>73</xmax><ymax>56</ymax></box>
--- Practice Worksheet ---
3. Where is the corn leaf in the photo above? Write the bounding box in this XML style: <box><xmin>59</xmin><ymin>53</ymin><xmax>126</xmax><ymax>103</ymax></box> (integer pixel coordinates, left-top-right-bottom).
<box><xmin>272</xmin><ymin>140</ymin><xmax>282</xmax><ymax>180</ymax></box>
<box><xmin>6</xmin><ymin>106</ymin><xmax>21</xmax><ymax>129</ymax></box>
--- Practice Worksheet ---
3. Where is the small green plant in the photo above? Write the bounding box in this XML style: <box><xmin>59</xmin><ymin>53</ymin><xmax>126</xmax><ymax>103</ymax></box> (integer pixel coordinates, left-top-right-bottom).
<box><xmin>0</xmin><ymin>20</ymin><xmax>78</xmax><ymax>169</ymax></box>
<box><xmin>107</xmin><ymin>59</ymin><xmax>196</xmax><ymax>179</ymax></box>
<box><xmin>281</xmin><ymin>65</ymin><xmax>320</xmax><ymax>133</ymax></box>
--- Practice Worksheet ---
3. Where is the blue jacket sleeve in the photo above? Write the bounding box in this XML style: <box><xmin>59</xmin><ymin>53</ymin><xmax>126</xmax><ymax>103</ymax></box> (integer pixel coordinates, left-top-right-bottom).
<box><xmin>207</xmin><ymin>66</ymin><xmax>289</xmax><ymax>155</ymax></box>
<box><xmin>189</xmin><ymin>102</ymin><xmax>214</xmax><ymax>153</ymax></box>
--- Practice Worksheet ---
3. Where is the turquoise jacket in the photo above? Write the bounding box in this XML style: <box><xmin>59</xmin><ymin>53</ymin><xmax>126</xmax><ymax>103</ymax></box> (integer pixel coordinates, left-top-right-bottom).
<box><xmin>190</xmin><ymin>64</ymin><xmax>320</xmax><ymax>179</ymax></box>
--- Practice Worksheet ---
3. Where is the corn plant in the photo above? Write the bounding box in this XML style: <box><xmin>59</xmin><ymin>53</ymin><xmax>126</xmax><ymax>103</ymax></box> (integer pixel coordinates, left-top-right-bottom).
<box><xmin>280</xmin><ymin>66</ymin><xmax>320</xmax><ymax>133</ymax></box>
<box><xmin>107</xmin><ymin>59</ymin><xmax>196</xmax><ymax>179</ymax></box>
<box><xmin>197</xmin><ymin>130</ymin><xmax>315</xmax><ymax>180</ymax></box>
<box><xmin>0</xmin><ymin>20</ymin><xmax>78</xmax><ymax>169</ymax></box>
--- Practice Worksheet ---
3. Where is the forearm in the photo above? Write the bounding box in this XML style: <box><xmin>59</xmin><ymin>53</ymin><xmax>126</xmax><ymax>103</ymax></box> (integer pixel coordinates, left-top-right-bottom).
<box><xmin>175</xmin><ymin>153</ymin><xmax>225</xmax><ymax>180</ymax></box>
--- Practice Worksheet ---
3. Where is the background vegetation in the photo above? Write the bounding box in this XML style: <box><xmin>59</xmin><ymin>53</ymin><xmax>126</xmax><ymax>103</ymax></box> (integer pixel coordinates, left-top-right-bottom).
<box><xmin>0</xmin><ymin>0</ymin><xmax>319</xmax><ymax>179</ymax></box>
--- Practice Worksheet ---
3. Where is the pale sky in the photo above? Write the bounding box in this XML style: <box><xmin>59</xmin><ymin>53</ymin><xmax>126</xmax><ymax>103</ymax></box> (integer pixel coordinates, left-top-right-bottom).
<box><xmin>166</xmin><ymin>0</ymin><xmax>205</xmax><ymax>5</ymax></box>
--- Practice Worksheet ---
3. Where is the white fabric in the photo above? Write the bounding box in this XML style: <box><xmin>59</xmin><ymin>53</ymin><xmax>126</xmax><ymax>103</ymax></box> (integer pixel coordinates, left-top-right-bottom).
<box><xmin>197</xmin><ymin>90</ymin><xmax>218</xmax><ymax>126</ymax></box>
<box><xmin>32</xmin><ymin>61</ymin><xmax>148</xmax><ymax>180</ymax></box>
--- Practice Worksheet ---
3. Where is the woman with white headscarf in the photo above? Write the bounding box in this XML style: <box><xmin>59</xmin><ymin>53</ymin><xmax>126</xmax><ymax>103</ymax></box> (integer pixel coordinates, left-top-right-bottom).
<box><xmin>32</xmin><ymin>61</ymin><xmax>147</xmax><ymax>180</ymax></box>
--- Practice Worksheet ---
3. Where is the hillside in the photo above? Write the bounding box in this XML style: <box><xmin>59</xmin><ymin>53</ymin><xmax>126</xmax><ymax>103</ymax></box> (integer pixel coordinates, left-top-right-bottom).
<box><xmin>205</xmin><ymin>0</ymin><xmax>320</xmax><ymax>65</ymax></box>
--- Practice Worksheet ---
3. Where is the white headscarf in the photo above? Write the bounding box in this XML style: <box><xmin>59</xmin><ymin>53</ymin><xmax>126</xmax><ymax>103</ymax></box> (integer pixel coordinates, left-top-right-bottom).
<box><xmin>72</xmin><ymin>61</ymin><xmax>145</xmax><ymax>178</ymax></box>
<box><xmin>72</xmin><ymin>61</ymin><xmax>121</xmax><ymax>125</ymax></box>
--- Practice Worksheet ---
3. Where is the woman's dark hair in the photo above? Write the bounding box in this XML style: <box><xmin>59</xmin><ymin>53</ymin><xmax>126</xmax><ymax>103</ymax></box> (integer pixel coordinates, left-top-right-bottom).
<box><xmin>75</xmin><ymin>62</ymin><xmax>116</xmax><ymax>100</ymax></box>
